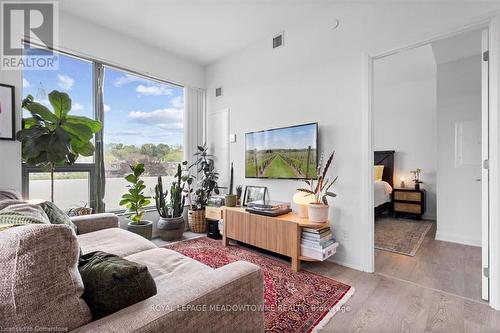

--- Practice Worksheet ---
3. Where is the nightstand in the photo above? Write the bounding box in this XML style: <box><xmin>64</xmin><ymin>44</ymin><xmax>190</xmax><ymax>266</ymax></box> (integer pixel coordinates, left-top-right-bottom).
<box><xmin>393</xmin><ymin>188</ymin><xmax>426</xmax><ymax>220</ymax></box>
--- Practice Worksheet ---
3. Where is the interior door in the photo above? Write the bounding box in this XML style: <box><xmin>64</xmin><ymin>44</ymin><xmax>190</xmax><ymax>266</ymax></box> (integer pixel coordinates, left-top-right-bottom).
<box><xmin>207</xmin><ymin>109</ymin><xmax>230</xmax><ymax>188</ymax></box>
<box><xmin>481</xmin><ymin>29</ymin><xmax>490</xmax><ymax>301</ymax></box>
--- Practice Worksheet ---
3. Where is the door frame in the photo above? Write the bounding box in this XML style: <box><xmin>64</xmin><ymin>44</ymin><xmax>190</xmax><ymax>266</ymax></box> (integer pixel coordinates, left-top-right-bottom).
<box><xmin>361</xmin><ymin>15</ymin><xmax>499</xmax><ymax>309</ymax></box>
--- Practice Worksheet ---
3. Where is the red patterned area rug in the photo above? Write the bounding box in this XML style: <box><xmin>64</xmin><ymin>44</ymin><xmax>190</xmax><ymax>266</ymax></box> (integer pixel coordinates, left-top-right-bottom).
<box><xmin>165</xmin><ymin>237</ymin><xmax>354</xmax><ymax>333</ymax></box>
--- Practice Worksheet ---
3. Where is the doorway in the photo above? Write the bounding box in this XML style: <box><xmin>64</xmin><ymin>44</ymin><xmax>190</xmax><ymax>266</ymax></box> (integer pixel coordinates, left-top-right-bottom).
<box><xmin>370</xmin><ymin>28</ymin><xmax>490</xmax><ymax>303</ymax></box>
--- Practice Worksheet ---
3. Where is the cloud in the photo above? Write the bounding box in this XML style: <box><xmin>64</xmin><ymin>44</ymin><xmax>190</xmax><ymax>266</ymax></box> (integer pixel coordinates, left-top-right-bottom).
<box><xmin>72</xmin><ymin>102</ymin><xmax>84</xmax><ymax>111</ymax></box>
<box><xmin>57</xmin><ymin>74</ymin><xmax>74</xmax><ymax>90</ymax></box>
<box><xmin>128</xmin><ymin>108</ymin><xmax>183</xmax><ymax>130</ymax></box>
<box><xmin>113</xmin><ymin>74</ymin><xmax>146</xmax><ymax>87</ymax></box>
<box><xmin>136</xmin><ymin>84</ymin><xmax>173</xmax><ymax>96</ymax></box>
<box><xmin>23</xmin><ymin>78</ymin><xmax>30</xmax><ymax>88</ymax></box>
<box><xmin>104</xmin><ymin>104</ymin><xmax>111</xmax><ymax>112</ymax></box>
<box><xmin>171</xmin><ymin>95</ymin><xmax>184</xmax><ymax>109</ymax></box>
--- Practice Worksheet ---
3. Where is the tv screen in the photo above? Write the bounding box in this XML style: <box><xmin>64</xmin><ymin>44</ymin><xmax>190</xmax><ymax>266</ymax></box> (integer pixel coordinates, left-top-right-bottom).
<box><xmin>245</xmin><ymin>123</ymin><xmax>318</xmax><ymax>179</ymax></box>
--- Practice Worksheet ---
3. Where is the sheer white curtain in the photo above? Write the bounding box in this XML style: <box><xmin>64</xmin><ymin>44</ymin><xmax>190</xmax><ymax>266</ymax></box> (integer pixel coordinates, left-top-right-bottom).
<box><xmin>184</xmin><ymin>87</ymin><xmax>206</xmax><ymax>167</ymax></box>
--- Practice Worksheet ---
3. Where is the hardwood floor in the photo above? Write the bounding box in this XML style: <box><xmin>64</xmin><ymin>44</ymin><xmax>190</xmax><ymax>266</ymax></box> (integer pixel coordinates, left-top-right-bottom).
<box><xmin>302</xmin><ymin>260</ymin><xmax>500</xmax><ymax>332</ymax></box>
<box><xmin>375</xmin><ymin>222</ymin><xmax>483</xmax><ymax>302</ymax></box>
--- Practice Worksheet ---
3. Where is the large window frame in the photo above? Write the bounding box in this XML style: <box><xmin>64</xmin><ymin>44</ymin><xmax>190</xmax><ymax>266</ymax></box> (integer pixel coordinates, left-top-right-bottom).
<box><xmin>21</xmin><ymin>43</ymin><xmax>185</xmax><ymax>213</ymax></box>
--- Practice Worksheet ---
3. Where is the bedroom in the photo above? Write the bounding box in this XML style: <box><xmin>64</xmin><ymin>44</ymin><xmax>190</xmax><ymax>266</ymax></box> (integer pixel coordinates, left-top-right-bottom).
<box><xmin>372</xmin><ymin>28</ymin><xmax>486</xmax><ymax>302</ymax></box>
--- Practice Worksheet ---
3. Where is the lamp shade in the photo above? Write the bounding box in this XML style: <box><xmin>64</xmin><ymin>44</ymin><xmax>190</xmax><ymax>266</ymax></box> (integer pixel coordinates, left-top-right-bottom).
<box><xmin>293</xmin><ymin>191</ymin><xmax>315</xmax><ymax>218</ymax></box>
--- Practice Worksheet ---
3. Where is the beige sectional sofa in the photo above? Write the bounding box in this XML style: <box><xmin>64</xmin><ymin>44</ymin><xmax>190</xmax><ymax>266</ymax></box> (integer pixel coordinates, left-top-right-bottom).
<box><xmin>1</xmin><ymin>213</ymin><xmax>265</xmax><ymax>333</ymax></box>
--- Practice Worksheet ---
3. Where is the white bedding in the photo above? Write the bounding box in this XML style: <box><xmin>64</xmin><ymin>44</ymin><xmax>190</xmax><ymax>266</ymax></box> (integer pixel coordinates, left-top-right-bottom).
<box><xmin>374</xmin><ymin>180</ymin><xmax>392</xmax><ymax>207</ymax></box>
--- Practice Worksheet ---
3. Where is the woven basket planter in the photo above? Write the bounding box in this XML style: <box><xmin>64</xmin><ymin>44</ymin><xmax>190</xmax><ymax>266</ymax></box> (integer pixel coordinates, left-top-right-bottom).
<box><xmin>188</xmin><ymin>209</ymin><xmax>206</xmax><ymax>233</ymax></box>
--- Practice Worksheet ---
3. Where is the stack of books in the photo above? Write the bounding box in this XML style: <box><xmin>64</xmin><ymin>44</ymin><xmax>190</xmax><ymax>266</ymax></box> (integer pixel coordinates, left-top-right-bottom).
<box><xmin>245</xmin><ymin>200</ymin><xmax>291</xmax><ymax>217</ymax></box>
<box><xmin>301</xmin><ymin>226</ymin><xmax>339</xmax><ymax>261</ymax></box>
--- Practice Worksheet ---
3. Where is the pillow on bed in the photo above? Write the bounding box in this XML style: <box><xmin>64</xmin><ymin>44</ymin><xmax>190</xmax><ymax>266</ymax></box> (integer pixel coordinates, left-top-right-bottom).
<box><xmin>374</xmin><ymin>165</ymin><xmax>384</xmax><ymax>181</ymax></box>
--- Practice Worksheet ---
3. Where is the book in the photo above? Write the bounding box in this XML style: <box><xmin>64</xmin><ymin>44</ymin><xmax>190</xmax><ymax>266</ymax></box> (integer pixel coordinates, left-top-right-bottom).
<box><xmin>303</xmin><ymin>226</ymin><xmax>331</xmax><ymax>233</ymax></box>
<box><xmin>301</xmin><ymin>238</ymin><xmax>336</xmax><ymax>249</ymax></box>
<box><xmin>302</xmin><ymin>229</ymin><xmax>332</xmax><ymax>238</ymax></box>
<box><xmin>302</xmin><ymin>231</ymin><xmax>333</xmax><ymax>241</ymax></box>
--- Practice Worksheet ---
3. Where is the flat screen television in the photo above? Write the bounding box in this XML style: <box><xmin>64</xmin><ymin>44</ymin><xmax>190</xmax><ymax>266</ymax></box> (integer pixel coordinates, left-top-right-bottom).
<box><xmin>245</xmin><ymin>122</ymin><xmax>318</xmax><ymax>179</ymax></box>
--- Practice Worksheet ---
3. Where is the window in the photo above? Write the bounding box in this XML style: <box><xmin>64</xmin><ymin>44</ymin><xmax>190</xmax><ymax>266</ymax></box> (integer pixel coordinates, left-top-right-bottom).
<box><xmin>21</xmin><ymin>46</ymin><xmax>185</xmax><ymax>212</ymax></box>
<box><xmin>22</xmin><ymin>48</ymin><xmax>95</xmax><ymax>209</ymax></box>
<box><xmin>102</xmin><ymin>67</ymin><xmax>184</xmax><ymax>210</ymax></box>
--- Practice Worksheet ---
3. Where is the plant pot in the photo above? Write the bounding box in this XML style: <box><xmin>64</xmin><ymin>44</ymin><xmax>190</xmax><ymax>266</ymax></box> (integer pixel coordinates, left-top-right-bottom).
<box><xmin>157</xmin><ymin>216</ymin><xmax>185</xmax><ymax>241</ymax></box>
<box><xmin>225</xmin><ymin>194</ymin><xmax>237</xmax><ymax>207</ymax></box>
<box><xmin>188</xmin><ymin>209</ymin><xmax>206</xmax><ymax>233</ymax></box>
<box><xmin>414</xmin><ymin>183</ymin><xmax>420</xmax><ymax>190</ymax></box>
<box><xmin>127</xmin><ymin>220</ymin><xmax>153</xmax><ymax>240</ymax></box>
<box><xmin>307</xmin><ymin>203</ymin><xmax>329</xmax><ymax>223</ymax></box>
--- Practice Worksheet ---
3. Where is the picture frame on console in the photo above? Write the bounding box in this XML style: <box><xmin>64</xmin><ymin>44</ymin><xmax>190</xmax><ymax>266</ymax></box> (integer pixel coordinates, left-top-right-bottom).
<box><xmin>243</xmin><ymin>186</ymin><xmax>267</xmax><ymax>206</ymax></box>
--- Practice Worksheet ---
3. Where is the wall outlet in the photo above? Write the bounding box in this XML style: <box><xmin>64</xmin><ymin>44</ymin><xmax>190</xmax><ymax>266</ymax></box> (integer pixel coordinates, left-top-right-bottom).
<box><xmin>229</xmin><ymin>134</ymin><xmax>236</xmax><ymax>143</ymax></box>
<box><xmin>341</xmin><ymin>229</ymin><xmax>349</xmax><ymax>242</ymax></box>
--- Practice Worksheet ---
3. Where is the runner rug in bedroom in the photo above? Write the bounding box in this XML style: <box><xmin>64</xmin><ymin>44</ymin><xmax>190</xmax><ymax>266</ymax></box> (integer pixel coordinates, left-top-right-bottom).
<box><xmin>165</xmin><ymin>237</ymin><xmax>354</xmax><ymax>333</ymax></box>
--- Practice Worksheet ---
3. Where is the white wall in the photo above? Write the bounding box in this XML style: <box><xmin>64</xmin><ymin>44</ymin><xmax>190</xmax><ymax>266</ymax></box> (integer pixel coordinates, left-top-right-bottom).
<box><xmin>373</xmin><ymin>45</ymin><xmax>437</xmax><ymax>219</ymax></box>
<box><xmin>205</xmin><ymin>2</ymin><xmax>499</xmax><ymax>270</ymax></box>
<box><xmin>0</xmin><ymin>11</ymin><xmax>205</xmax><ymax>193</ymax></box>
<box><xmin>436</xmin><ymin>56</ymin><xmax>482</xmax><ymax>246</ymax></box>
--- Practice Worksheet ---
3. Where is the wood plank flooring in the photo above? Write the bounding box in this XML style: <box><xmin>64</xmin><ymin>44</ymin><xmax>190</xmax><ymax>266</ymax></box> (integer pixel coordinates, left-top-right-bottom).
<box><xmin>375</xmin><ymin>222</ymin><xmax>483</xmax><ymax>302</ymax></box>
<box><xmin>301</xmin><ymin>260</ymin><xmax>500</xmax><ymax>332</ymax></box>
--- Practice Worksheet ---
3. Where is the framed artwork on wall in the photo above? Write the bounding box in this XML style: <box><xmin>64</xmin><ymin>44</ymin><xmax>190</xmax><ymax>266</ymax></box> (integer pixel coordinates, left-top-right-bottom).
<box><xmin>0</xmin><ymin>84</ymin><xmax>15</xmax><ymax>140</ymax></box>
<box><xmin>243</xmin><ymin>185</ymin><xmax>267</xmax><ymax>206</ymax></box>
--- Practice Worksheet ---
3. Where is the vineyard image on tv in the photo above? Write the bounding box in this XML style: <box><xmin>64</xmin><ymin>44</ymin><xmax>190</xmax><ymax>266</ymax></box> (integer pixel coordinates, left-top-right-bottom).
<box><xmin>245</xmin><ymin>123</ymin><xmax>318</xmax><ymax>179</ymax></box>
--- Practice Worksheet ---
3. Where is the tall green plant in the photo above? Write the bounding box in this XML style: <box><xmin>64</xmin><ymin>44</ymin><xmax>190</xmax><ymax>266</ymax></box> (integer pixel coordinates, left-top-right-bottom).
<box><xmin>155</xmin><ymin>164</ymin><xmax>185</xmax><ymax>218</ymax></box>
<box><xmin>190</xmin><ymin>143</ymin><xmax>219</xmax><ymax>209</ymax></box>
<box><xmin>16</xmin><ymin>91</ymin><xmax>102</xmax><ymax>202</ymax></box>
<box><xmin>120</xmin><ymin>163</ymin><xmax>151</xmax><ymax>224</ymax></box>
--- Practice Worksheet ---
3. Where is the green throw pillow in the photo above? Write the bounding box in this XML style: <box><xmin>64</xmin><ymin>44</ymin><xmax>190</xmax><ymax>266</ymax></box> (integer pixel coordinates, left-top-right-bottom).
<box><xmin>39</xmin><ymin>201</ymin><xmax>77</xmax><ymax>233</ymax></box>
<box><xmin>79</xmin><ymin>251</ymin><xmax>157</xmax><ymax>319</ymax></box>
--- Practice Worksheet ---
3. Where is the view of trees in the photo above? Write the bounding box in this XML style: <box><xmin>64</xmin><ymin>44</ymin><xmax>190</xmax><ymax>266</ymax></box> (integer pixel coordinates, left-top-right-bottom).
<box><xmin>105</xmin><ymin>143</ymin><xmax>183</xmax><ymax>177</ymax></box>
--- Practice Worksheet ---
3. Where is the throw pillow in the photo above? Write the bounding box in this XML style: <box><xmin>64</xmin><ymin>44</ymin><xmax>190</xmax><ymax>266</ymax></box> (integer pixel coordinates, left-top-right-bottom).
<box><xmin>374</xmin><ymin>165</ymin><xmax>385</xmax><ymax>181</ymax></box>
<box><xmin>0</xmin><ymin>200</ymin><xmax>50</xmax><ymax>231</ymax></box>
<box><xmin>79</xmin><ymin>251</ymin><xmax>157</xmax><ymax>319</ymax></box>
<box><xmin>39</xmin><ymin>201</ymin><xmax>77</xmax><ymax>234</ymax></box>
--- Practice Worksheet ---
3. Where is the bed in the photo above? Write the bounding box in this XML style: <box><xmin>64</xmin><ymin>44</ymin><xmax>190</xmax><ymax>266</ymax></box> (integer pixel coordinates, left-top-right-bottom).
<box><xmin>374</xmin><ymin>150</ymin><xmax>394</xmax><ymax>217</ymax></box>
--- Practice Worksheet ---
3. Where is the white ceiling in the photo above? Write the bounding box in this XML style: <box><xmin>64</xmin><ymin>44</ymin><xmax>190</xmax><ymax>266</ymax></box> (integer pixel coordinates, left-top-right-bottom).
<box><xmin>60</xmin><ymin>0</ymin><xmax>328</xmax><ymax>66</ymax></box>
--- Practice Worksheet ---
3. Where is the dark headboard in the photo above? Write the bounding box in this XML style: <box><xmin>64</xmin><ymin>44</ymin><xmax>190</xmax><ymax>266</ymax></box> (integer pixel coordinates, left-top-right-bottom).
<box><xmin>374</xmin><ymin>150</ymin><xmax>395</xmax><ymax>188</ymax></box>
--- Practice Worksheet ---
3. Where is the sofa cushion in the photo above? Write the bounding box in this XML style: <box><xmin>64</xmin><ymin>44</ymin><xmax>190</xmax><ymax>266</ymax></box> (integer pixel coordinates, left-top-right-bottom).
<box><xmin>78</xmin><ymin>227</ymin><xmax>156</xmax><ymax>257</ymax></box>
<box><xmin>39</xmin><ymin>201</ymin><xmax>78</xmax><ymax>233</ymax></box>
<box><xmin>79</xmin><ymin>251</ymin><xmax>157</xmax><ymax>320</ymax></box>
<box><xmin>0</xmin><ymin>224</ymin><xmax>92</xmax><ymax>330</ymax></box>
<box><xmin>124</xmin><ymin>248</ymin><xmax>212</xmax><ymax>288</ymax></box>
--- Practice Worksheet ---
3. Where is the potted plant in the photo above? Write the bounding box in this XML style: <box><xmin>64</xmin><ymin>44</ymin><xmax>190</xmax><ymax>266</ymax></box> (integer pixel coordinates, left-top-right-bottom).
<box><xmin>155</xmin><ymin>164</ymin><xmax>186</xmax><ymax>240</ymax></box>
<box><xmin>225</xmin><ymin>163</ymin><xmax>237</xmax><ymax>207</ymax></box>
<box><xmin>236</xmin><ymin>185</ymin><xmax>243</xmax><ymax>206</ymax></box>
<box><xmin>120</xmin><ymin>163</ymin><xmax>153</xmax><ymax>239</ymax></box>
<box><xmin>188</xmin><ymin>143</ymin><xmax>220</xmax><ymax>233</ymax></box>
<box><xmin>180</xmin><ymin>160</ymin><xmax>195</xmax><ymax>230</ymax></box>
<box><xmin>411</xmin><ymin>168</ymin><xmax>423</xmax><ymax>190</ymax></box>
<box><xmin>297</xmin><ymin>151</ymin><xmax>337</xmax><ymax>223</ymax></box>
<box><xmin>16</xmin><ymin>91</ymin><xmax>102</xmax><ymax>203</ymax></box>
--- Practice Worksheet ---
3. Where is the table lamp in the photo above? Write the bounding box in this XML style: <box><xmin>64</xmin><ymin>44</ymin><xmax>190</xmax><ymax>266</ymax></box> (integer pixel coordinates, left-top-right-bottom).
<box><xmin>293</xmin><ymin>191</ymin><xmax>315</xmax><ymax>218</ymax></box>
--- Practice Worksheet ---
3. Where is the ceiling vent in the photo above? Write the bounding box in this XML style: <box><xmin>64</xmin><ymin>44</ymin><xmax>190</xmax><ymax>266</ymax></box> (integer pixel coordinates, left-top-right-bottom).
<box><xmin>215</xmin><ymin>86</ymin><xmax>223</xmax><ymax>97</ymax></box>
<box><xmin>273</xmin><ymin>32</ymin><xmax>284</xmax><ymax>49</ymax></box>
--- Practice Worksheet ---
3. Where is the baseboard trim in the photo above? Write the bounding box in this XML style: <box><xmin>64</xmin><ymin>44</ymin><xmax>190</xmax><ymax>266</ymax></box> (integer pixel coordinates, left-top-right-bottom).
<box><xmin>435</xmin><ymin>231</ymin><xmax>481</xmax><ymax>247</ymax></box>
<box><xmin>327</xmin><ymin>257</ymin><xmax>364</xmax><ymax>272</ymax></box>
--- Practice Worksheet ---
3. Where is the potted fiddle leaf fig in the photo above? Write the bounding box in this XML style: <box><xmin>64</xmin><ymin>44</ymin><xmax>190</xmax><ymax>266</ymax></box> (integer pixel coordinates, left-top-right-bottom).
<box><xmin>155</xmin><ymin>163</ymin><xmax>185</xmax><ymax>240</ymax></box>
<box><xmin>297</xmin><ymin>150</ymin><xmax>337</xmax><ymax>223</ymax></box>
<box><xmin>225</xmin><ymin>162</ymin><xmax>237</xmax><ymax>207</ymax></box>
<box><xmin>120</xmin><ymin>163</ymin><xmax>153</xmax><ymax>239</ymax></box>
<box><xmin>188</xmin><ymin>143</ymin><xmax>219</xmax><ymax>233</ymax></box>
<box><xmin>16</xmin><ymin>91</ymin><xmax>102</xmax><ymax>203</ymax></box>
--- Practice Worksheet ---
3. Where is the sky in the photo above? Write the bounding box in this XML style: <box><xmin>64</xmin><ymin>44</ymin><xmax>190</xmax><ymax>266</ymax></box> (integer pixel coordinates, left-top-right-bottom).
<box><xmin>22</xmin><ymin>50</ymin><xmax>184</xmax><ymax>147</ymax></box>
<box><xmin>246</xmin><ymin>123</ymin><xmax>317</xmax><ymax>151</ymax></box>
